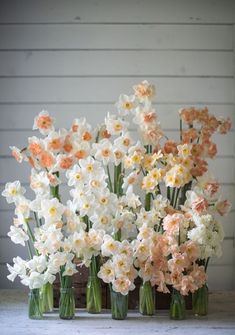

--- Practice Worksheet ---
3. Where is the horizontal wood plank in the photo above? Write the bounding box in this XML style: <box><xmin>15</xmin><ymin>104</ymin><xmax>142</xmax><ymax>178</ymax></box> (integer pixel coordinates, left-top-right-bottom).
<box><xmin>0</xmin><ymin>25</ymin><xmax>232</xmax><ymax>50</ymax></box>
<box><xmin>0</xmin><ymin>50</ymin><xmax>233</xmax><ymax>77</ymax></box>
<box><xmin>0</xmin><ymin>77</ymin><xmax>233</xmax><ymax>103</ymax></box>
<box><xmin>0</xmin><ymin>0</ymin><xmax>235</xmax><ymax>24</ymax></box>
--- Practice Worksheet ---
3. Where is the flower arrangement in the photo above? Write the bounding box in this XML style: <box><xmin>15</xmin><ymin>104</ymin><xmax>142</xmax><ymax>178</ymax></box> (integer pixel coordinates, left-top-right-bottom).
<box><xmin>2</xmin><ymin>81</ymin><xmax>231</xmax><ymax>320</ymax></box>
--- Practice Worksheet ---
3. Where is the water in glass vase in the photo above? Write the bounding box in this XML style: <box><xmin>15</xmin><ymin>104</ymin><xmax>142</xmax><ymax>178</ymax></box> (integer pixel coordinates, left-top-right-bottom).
<box><xmin>193</xmin><ymin>284</ymin><xmax>208</xmax><ymax>316</ymax></box>
<box><xmin>28</xmin><ymin>289</ymin><xmax>43</xmax><ymax>319</ymax></box>
<box><xmin>139</xmin><ymin>280</ymin><xmax>155</xmax><ymax>315</ymax></box>
<box><xmin>170</xmin><ymin>288</ymin><xmax>186</xmax><ymax>320</ymax></box>
<box><xmin>40</xmin><ymin>282</ymin><xmax>54</xmax><ymax>313</ymax></box>
<box><xmin>110</xmin><ymin>286</ymin><xmax>128</xmax><ymax>320</ymax></box>
<box><xmin>59</xmin><ymin>287</ymin><xmax>75</xmax><ymax>320</ymax></box>
<box><xmin>86</xmin><ymin>256</ymin><xmax>102</xmax><ymax>313</ymax></box>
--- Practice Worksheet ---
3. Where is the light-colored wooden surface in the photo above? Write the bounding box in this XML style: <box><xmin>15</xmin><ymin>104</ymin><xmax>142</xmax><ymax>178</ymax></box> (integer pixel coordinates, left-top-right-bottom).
<box><xmin>0</xmin><ymin>0</ymin><xmax>234</xmax><ymax>290</ymax></box>
<box><xmin>0</xmin><ymin>290</ymin><xmax>234</xmax><ymax>335</ymax></box>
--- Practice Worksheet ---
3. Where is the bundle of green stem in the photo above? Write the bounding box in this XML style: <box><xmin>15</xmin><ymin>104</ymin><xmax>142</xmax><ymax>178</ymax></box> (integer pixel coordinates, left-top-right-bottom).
<box><xmin>139</xmin><ymin>281</ymin><xmax>155</xmax><ymax>315</ymax></box>
<box><xmin>40</xmin><ymin>282</ymin><xmax>54</xmax><ymax>313</ymax></box>
<box><xmin>86</xmin><ymin>255</ymin><xmax>102</xmax><ymax>313</ymax></box>
<box><xmin>110</xmin><ymin>285</ymin><xmax>128</xmax><ymax>320</ymax></box>
<box><xmin>28</xmin><ymin>289</ymin><xmax>43</xmax><ymax>319</ymax></box>
<box><xmin>59</xmin><ymin>275</ymin><xmax>75</xmax><ymax>319</ymax></box>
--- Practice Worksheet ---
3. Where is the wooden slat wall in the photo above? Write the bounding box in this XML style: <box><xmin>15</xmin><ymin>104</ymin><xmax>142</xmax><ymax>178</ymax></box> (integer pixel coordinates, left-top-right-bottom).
<box><xmin>0</xmin><ymin>0</ymin><xmax>234</xmax><ymax>290</ymax></box>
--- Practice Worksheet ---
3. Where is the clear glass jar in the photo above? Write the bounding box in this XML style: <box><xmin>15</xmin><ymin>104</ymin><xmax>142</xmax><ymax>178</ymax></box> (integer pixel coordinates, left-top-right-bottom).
<box><xmin>86</xmin><ymin>275</ymin><xmax>102</xmax><ymax>313</ymax></box>
<box><xmin>40</xmin><ymin>282</ymin><xmax>54</xmax><ymax>313</ymax></box>
<box><xmin>193</xmin><ymin>284</ymin><xmax>208</xmax><ymax>316</ymax></box>
<box><xmin>170</xmin><ymin>288</ymin><xmax>186</xmax><ymax>320</ymax></box>
<box><xmin>139</xmin><ymin>280</ymin><xmax>155</xmax><ymax>315</ymax></box>
<box><xmin>110</xmin><ymin>286</ymin><xmax>128</xmax><ymax>320</ymax></box>
<box><xmin>28</xmin><ymin>289</ymin><xmax>43</xmax><ymax>319</ymax></box>
<box><xmin>86</xmin><ymin>256</ymin><xmax>102</xmax><ymax>313</ymax></box>
<box><xmin>59</xmin><ymin>287</ymin><xmax>75</xmax><ymax>320</ymax></box>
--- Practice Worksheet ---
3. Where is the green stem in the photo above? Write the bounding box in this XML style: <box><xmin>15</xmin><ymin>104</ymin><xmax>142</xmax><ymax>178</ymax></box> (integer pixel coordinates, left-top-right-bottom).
<box><xmin>26</xmin><ymin>240</ymin><xmax>33</xmax><ymax>259</ymax></box>
<box><xmin>33</xmin><ymin>212</ymin><xmax>40</xmax><ymax>228</ymax></box>
<box><xmin>173</xmin><ymin>188</ymin><xmax>181</xmax><ymax>209</ymax></box>
<box><xmin>145</xmin><ymin>193</ymin><xmax>151</xmax><ymax>211</ymax></box>
<box><xmin>170</xmin><ymin>188</ymin><xmax>176</xmax><ymax>206</ymax></box>
<box><xmin>50</xmin><ymin>172</ymin><xmax>60</xmax><ymax>201</ymax></box>
<box><xmin>106</xmin><ymin>165</ymin><xmax>113</xmax><ymax>193</ymax></box>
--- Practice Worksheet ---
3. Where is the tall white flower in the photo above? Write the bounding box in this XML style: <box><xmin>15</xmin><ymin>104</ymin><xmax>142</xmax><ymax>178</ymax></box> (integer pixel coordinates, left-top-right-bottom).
<box><xmin>104</xmin><ymin>112</ymin><xmax>129</xmax><ymax>135</ymax></box>
<box><xmin>8</xmin><ymin>226</ymin><xmax>29</xmax><ymax>246</ymax></box>
<box><xmin>115</xmin><ymin>94</ymin><xmax>137</xmax><ymax>116</ymax></box>
<box><xmin>2</xmin><ymin>181</ymin><xmax>26</xmax><ymax>204</ymax></box>
<box><xmin>39</xmin><ymin>198</ymin><xmax>64</xmax><ymax>223</ymax></box>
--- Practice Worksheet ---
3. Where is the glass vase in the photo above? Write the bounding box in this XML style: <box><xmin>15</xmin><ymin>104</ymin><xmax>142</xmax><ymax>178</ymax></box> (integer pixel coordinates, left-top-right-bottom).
<box><xmin>192</xmin><ymin>284</ymin><xmax>208</xmax><ymax>316</ymax></box>
<box><xmin>86</xmin><ymin>256</ymin><xmax>102</xmax><ymax>313</ymax></box>
<box><xmin>28</xmin><ymin>288</ymin><xmax>43</xmax><ymax>319</ymax></box>
<box><xmin>40</xmin><ymin>282</ymin><xmax>54</xmax><ymax>313</ymax></box>
<box><xmin>110</xmin><ymin>286</ymin><xmax>128</xmax><ymax>320</ymax></box>
<box><xmin>139</xmin><ymin>280</ymin><xmax>155</xmax><ymax>315</ymax></box>
<box><xmin>59</xmin><ymin>287</ymin><xmax>75</xmax><ymax>319</ymax></box>
<box><xmin>170</xmin><ymin>288</ymin><xmax>186</xmax><ymax>320</ymax></box>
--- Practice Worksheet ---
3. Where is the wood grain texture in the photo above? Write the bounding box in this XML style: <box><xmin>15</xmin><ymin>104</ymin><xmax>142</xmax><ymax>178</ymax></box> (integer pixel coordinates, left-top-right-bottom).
<box><xmin>0</xmin><ymin>0</ymin><xmax>235</xmax><ymax>24</ymax></box>
<box><xmin>0</xmin><ymin>25</ymin><xmax>232</xmax><ymax>50</ymax></box>
<box><xmin>0</xmin><ymin>51</ymin><xmax>233</xmax><ymax>76</ymax></box>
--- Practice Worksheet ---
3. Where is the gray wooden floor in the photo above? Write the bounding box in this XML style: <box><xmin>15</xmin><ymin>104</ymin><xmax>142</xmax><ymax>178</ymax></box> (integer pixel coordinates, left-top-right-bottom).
<box><xmin>0</xmin><ymin>290</ymin><xmax>235</xmax><ymax>335</ymax></box>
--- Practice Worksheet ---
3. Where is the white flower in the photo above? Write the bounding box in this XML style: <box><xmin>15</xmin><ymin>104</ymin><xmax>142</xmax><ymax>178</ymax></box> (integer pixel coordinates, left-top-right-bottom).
<box><xmin>23</xmin><ymin>271</ymin><xmax>45</xmax><ymax>289</ymax></box>
<box><xmin>15</xmin><ymin>196</ymin><xmax>31</xmax><ymax>218</ymax></box>
<box><xmin>104</xmin><ymin>112</ymin><xmax>129</xmax><ymax>135</ymax></box>
<box><xmin>30</xmin><ymin>170</ymin><xmax>50</xmax><ymax>195</ymax></box>
<box><xmin>2</xmin><ymin>181</ymin><xmax>26</xmax><ymax>204</ymax></box>
<box><xmin>62</xmin><ymin>261</ymin><xmax>77</xmax><ymax>276</ymax></box>
<box><xmin>66</xmin><ymin>164</ymin><xmax>85</xmax><ymax>187</ymax></box>
<box><xmin>93</xmin><ymin>139</ymin><xmax>114</xmax><ymax>165</ymax></box>
<box><xmin>39</xmin><ymin>198</ymin><xmax>64</xmax><ymax>223</ymax></box>
<box><xmin>71</xmin><ymin>231</ymin><xmax>86</xmax><ymax>255</ymax></box>
<box><xmin>98</xmin><ymin>260</ymin><xmax>115</xmax><ymax>283</ymax></box>
<box><xmin>10</xmin><ymin>146</ymin><xmax>26</xmax><ymax>163</ymax></box>
<box><xmin>33</xmin><ymin>110</ymin><xmax>54</xmax><ymax>135</ymax></box>
<box><xmin>27</xmin><ymin>255</ymin><xmax>47</xmax><ymax>273</ymax></box>
<box><xmin>122</xmin><ymin>171</ymin><xmax>140</xmax><ymax>191</ymax></box>
<box><xmin>113</xmin><ymin>254</ymin><xmax>131</xmax><ymax>275</ymax></box>
<box><xmin>101</xmin><ymin>235</ymin><xmax>119</xmax><ymax>257</ymax></box>
<box><xmin>114</xmin><ymin>132</ymin><xmax>134</xmax><ymax>152</ymax></box>
<box><xmin>121</xmin><ymin>187</ymin><xmax>141</xmax><ymax>209</ymax></box>
<box><xmin>116</xmin><ymin>94</ymin><xmax>137</xmax><ymax>116</ymax></box>
<box><xmin>8</xmin><ymin>226</ymin><xmax>29</xmax><ymax>246</ymax></box>
<box><xmin>90</xmin><ymin>212</ymin><xmax>113</xmax><ymax>233</ymax></box>
<box><xmin>7</xmin><ymin>257</ymin><xmax>27</xmax><ymax>282</ymax></box>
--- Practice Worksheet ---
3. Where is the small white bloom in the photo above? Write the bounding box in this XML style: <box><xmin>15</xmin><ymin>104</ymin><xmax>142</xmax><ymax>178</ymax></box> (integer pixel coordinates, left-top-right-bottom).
<box><xmin>8</xmin><ymin>225</ymin><xmax>29</xmax><ymax>246</ymax></box>
<box><xmin>2</xmin><ymin>181</ymin><xmax>26</xmax><ymax>204</ymax></box>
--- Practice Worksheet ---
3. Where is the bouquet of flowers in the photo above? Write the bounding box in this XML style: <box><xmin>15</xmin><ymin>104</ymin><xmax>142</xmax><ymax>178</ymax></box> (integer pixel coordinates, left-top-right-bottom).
<box><xmin>2</xmin><ymin>80</ymin><xmax>231</xmax><ymax>321</ymax></box>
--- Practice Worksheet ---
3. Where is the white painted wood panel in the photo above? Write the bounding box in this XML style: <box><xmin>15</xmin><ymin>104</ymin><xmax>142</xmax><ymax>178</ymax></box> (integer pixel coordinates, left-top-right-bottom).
<box><xmin>0</xmin><ymin>104</ymin><xmax>234</xmax><ymax>130</ymax></box>
<box><xmin>0</xmin><ymin>78</ymin><xmax>233</xmax><ymax>103</ymax></box>
<box><xmin>0</xmin><ymin>51</ymin><xmax>233</xmax><ymax>77</ymax></box>
<box><xmin>0</xmin><ymin>0</ymin><xmax>235</xmax><ymax>24</ymax></box>
<box><xmin>0</xmin><ymin>25</ymin><xmax>232</xmax><ymax>50</ymax></box>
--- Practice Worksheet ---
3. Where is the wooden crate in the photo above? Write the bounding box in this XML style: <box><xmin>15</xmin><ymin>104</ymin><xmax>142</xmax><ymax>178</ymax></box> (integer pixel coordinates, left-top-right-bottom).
<box><xmin>53</xmin><ymin>266</ymin><xmax>192</xmax><ymax>309</ymax></box>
